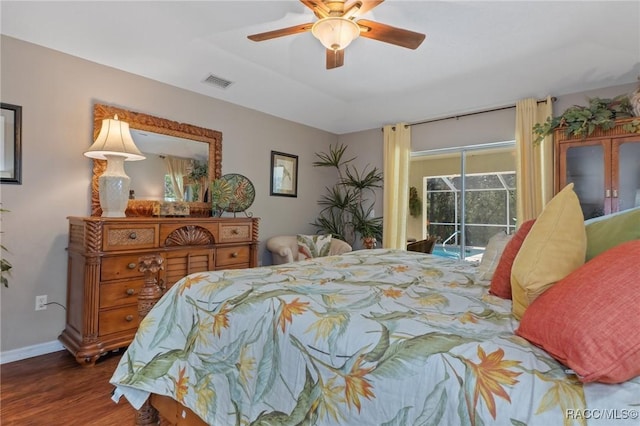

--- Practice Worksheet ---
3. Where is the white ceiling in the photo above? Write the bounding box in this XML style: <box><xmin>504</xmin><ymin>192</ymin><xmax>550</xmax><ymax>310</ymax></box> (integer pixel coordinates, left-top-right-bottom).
<box><xmin>2</xmin><ymin>1</ymin><xmax>639</xmax><ymax>134</ymax></box>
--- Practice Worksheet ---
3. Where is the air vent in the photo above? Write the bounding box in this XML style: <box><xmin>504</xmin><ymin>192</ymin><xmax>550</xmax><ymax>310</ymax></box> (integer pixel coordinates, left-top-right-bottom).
<box><xmin>203</xmin><ymin>74</ymin><xmax>233</xmax><ymax>89</ymax></box>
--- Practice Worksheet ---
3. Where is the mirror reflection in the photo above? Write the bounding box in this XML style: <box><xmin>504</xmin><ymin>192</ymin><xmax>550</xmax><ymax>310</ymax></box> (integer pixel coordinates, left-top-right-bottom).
<box><xmin>91</xmin><ymin>103</ymin><xmax>222</xmax><ymax>217</ymax></box>
<box><xmin>128</xmin><ymin>130</ymin><xmax>209</xmax><ymax>202</ymax></box>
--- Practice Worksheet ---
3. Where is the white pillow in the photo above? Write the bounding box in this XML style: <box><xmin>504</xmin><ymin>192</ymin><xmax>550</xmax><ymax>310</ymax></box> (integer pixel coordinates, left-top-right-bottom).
<box><xmin>297</xmin><ymin>234</ymin><xmax>332</xmax><ymax>260</ymax></box>
<box><xmin>475</xmin><ymin>231</ymin><xmax>512</xmax><ymax>282</ymax></box>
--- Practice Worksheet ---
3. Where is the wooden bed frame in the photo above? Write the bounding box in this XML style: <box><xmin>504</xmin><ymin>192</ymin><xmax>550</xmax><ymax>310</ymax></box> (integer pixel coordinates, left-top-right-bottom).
<box><xmin>136</xmin><ymin>255</ymin><xmax>207</xmax><ymax>426</ymax></box>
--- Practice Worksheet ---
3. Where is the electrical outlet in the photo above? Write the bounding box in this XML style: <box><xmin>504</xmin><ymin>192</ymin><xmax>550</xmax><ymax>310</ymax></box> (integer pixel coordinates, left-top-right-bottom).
<box><xmin>35</xmin><ymin>295</ymin><xmax>47</xmax><ymax>311</ymax></box>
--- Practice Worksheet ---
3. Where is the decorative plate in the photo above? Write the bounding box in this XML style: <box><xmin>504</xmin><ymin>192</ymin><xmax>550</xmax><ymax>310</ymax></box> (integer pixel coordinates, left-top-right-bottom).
<box><xmin>210</xmin><ymin>173</ymin><xmax>255</xmax><ymax>213</ymax></box>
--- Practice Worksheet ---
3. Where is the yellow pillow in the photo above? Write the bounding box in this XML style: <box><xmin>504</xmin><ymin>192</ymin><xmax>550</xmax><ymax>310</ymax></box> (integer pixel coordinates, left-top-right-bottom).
<box><xmin>511</xmin><ymin>183</ymin><xmax>586</xmax><ymax>319</ymax></box>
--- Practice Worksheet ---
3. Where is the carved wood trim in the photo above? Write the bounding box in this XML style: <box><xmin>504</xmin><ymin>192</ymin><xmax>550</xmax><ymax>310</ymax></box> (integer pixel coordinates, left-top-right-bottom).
<box><xmin>252</xmin><ymin>217</ymin><xmax>260</xmax><ymax>242</ymax></box>
<box><xmin>165</xmin><ymin>225</ymin><xmax>214</xmax><ymax>246</ymax></box>
<box><xmin>138</xmin><ymin>255</ymin><xmax>164</xmax><ymax>319</ymax></box>
<box><xmin>84</xmin><ymin>220</ymin><xmax>103</xmax><ymax>253</ymax></box>
<box><xmin>554</xmin><ymin>117</ymin><xmax>638</xmax><ymax>143</ymax></box>
<box><xmin>91</xmin><ymin>104</ymin><xmax>223</xmax><ymax>217</ymax></box>
<box><xmin>136</xmin><ymin>401</ymin><xmax>159</xmax><ymax>426</ymax></box>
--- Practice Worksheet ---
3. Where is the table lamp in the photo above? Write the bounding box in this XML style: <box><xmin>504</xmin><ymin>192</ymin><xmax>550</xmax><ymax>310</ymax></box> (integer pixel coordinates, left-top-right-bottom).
<box><xmin>84</xmin><ymin>115</ymin><xmax>145</xmax><ymax>217</ymax></box>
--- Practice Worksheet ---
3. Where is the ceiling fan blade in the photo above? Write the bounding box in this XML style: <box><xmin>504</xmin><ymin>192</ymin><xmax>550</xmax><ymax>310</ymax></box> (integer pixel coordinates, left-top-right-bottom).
<box><xmin>300</xmin><ymin>0</ymin><xmax>330</xmax><ymax>18</ymax></box>
<box><xmin>347</xmin><ymin>0</ymin><xmax>384</xmax><ymax>16</ymax></box>
<box><xmin>326</xmin><ymin>49</ymin><xmax>345</xmax><ymax>69</ymax></box>
<box><xmin>248</xmin><ymin>23</ymin><xmax>314</xmax><ymax>42</ymax></box>
<box><xmin>357</xmin><ymin>19</ymin><xmax>425</xmax><ymax>49</ymax></box>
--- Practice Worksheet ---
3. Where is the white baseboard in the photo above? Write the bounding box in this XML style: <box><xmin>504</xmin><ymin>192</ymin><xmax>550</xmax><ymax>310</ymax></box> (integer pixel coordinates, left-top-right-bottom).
<box><xmin>0</xmin><ymin>340</ymin><xmax>65</xmax><ymax>364</ymax></box>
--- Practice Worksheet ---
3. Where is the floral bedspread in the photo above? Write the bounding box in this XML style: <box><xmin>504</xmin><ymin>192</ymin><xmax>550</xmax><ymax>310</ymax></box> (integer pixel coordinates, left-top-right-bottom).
<box><xmin>111</xmin><ymin>249</ymin><xmax>640</xmax><ymax>426</ymax></box>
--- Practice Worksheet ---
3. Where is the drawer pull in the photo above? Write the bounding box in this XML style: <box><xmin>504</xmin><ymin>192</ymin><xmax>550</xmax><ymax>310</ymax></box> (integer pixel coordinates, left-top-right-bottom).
<box><xmin>127</xmin><ymin>262</ymin><xmax>136</xmax><ymax>269</ymax></box>
<box><xmin>231</xmin><ymin>252</ymin><xmax>239</xmax><ymax>258</ymax></box>
<box><xmin>126</xmin><ymin>288</ymin><xmax>135</xmax><ymax>296</ymax></box>
<box><xmin>129</xmin><ymin>232</ymin><xmax>137</xmax><ymax>240</ymax></box>
<box><xmin>125</xmin><ymin>315</ymin><xmax>134</xmax><ymax>322</ymax></box>
<box><xmin>231</xmin><ymin>228</ymin><xmax>239</xmax><ymax>235</ymax></box>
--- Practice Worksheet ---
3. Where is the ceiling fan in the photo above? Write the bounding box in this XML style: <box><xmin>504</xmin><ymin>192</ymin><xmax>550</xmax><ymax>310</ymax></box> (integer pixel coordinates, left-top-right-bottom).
<box><xmin>247</xmin><ymin>0</ymin><xmax>426</xmax><ymax>69</ymax></box>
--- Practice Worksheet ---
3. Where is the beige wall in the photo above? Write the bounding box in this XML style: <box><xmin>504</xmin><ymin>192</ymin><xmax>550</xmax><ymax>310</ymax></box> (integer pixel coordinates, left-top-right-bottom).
<box><xmin>0</xmin><ymin>36</ymin><xmax>343</xmax><ymax>355</ymax></box>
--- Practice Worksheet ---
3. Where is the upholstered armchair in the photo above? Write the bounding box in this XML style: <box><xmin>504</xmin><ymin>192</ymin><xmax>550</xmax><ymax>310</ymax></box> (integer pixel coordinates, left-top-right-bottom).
<box><xmin>266</xmin><ymin>236</ymin><xmax>352</xmax><ymax>265</ymax></box>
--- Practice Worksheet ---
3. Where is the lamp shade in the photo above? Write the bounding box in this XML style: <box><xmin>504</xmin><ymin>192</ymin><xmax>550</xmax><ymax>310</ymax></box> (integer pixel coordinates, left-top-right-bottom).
<box><xmin>84</xmin><ymin>115</ymin><xmax>145</xmax><ymax>161</ymax></box>
<box><xmin>311</xmin><ymin>17</ymin><xmax>360</xmax><ymax>51</ymax></box>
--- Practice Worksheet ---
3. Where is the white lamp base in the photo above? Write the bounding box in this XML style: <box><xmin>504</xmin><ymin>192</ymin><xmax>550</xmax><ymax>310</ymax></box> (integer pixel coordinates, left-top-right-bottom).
<box><xmin>99</xmin><ymin>155</ymin><xmax>130</xmax><ymax>218</ymax></box>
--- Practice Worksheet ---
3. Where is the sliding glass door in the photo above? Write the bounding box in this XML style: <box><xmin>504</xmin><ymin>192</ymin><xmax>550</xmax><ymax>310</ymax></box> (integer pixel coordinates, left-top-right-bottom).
<box><xmin>410</xmin><ymin>142</ymin><xmax>516</xmax><ymax>260</ymax></box>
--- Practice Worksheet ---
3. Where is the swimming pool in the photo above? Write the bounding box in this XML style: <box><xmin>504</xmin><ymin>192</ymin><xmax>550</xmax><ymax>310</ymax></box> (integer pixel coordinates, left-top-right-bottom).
<box><xmin>432</xmin><ymin>245</ymin><xmax>484</xmax><ymax>261</ymax></box>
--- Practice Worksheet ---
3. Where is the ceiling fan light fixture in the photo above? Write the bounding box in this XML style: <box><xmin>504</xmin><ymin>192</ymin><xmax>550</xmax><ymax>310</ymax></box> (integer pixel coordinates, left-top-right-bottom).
<box><xmin>311</xmin><ymin>17</ymin><xmax>360</xmax><ymax>51</ymax></box>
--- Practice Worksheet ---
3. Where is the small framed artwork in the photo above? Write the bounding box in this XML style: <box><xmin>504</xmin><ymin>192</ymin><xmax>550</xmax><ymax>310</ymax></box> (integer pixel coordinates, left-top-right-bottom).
<box><xmin>270</xmin><ymin>151</ymin><xmax>298</xmax><ymax>197</ymax></box>
<box><xmin>1</xmin><ymin>103</ymin><xmax>22</xmax><ymax>185</ymax></box>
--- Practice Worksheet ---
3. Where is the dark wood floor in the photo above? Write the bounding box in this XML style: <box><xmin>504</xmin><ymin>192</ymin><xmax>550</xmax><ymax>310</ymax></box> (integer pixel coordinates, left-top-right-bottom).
<box><xmin>1</xmin><ymin>349</ymin><xmax>137</xmax><ymax>425</ymax></box>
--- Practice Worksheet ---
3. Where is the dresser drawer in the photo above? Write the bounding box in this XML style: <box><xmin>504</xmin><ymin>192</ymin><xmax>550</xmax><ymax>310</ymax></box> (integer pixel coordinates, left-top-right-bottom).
<box><xmin>219</xmin><ymin>223</ymin><xmax>252</xmax><ymax>243</ymax></box>
<box><xmin>99</xmin><ymin>305</ymin><xmax>139</xmax><ymax>336</ymax></box>
<box><xmin>103</xmin><ymin>224</ymin><xmax>158</xmax><ymax>251</ymax></box>
<box><xmin>101</xmin><ymin>255</ymin><xmax>147</xmax><ymax>281</ymax></box>
<box><xmin>216</xmin><ymin>245</ymin><xmax>250</xmax><ymax>268</ymax></box>
<box><xmin>100</xmin><ymin>279</ymin><xmax>145</xmax><ymax>309</ymax></box>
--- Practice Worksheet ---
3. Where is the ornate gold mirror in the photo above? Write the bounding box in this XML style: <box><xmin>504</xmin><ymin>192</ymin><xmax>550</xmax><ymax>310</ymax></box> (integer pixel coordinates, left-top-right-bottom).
<box><xmin>91</xmin><ymin>104</ymin><xmax>222</xmax><ymax>217</ymax></box>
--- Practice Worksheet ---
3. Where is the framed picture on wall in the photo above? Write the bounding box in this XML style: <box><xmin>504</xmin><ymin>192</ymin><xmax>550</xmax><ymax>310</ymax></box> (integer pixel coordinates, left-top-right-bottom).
<box><xmin>270</xmin><ymin>151</ymin><xmax>298</xmax><ymax>197</ymax></box>
<box><xmin>1</xmin><ymin>103</ymin><xmax>22</xmax><ymax>185</ymax></box>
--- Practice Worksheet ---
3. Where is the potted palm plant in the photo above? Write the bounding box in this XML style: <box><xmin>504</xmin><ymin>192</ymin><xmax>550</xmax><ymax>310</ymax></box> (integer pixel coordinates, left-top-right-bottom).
<box><xmin>350</xmin><ymin>203</ymin><xmax>383</xmax><ymax>249</ymax></box>
<box><xmin>312</xmin><ymin>143</ymin><xmax>383</xmax><ymax>248</ymax></box>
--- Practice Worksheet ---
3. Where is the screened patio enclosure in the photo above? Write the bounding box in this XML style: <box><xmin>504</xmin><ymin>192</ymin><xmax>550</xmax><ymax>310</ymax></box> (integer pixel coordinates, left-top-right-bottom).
<box><xmin>409</xmin><ymin>143</ymin><xmax>516</xmax><ymax>261</ymax></box>
<box><xmin>425</xmin><ymin>172</ymin><xmax>516</xmax><ymax>255</ymax></box>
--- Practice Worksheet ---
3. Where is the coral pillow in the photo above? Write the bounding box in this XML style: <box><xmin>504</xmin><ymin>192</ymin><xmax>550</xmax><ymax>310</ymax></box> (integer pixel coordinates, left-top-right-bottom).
<box><xmin>488</xmin><ymin>220</ymin><xmax>535</xmax><ymax>299</ymax></box>
<box><xmin>516</xmin><ymin>240</ymin><xmax>640</xmax><ymax>384</ymax></box>
<box><xmin>297</xmin><ymin>234</ymin><xmax>332</xmax><ymax>260</ymax></box>
<box><xmin>511</xmin><ymin>183</ymin><xmax>586</xmax><ymax>319</ymax></box>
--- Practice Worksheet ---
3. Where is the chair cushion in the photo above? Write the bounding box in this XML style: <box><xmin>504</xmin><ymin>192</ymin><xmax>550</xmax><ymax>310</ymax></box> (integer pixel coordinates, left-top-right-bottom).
<box><xmin>511</xmin><ymin>183</ymin><xmax>586</xmax><ymax>319</ymax></box>
<box><xmin>516</xmin><ymin>240</ymin><xmax>640</xmax><ymax>383</ymax></box>
<box><xmin>488</xmin><ymin>220</ymin><xmax>535</xmax><ymax>299</ymax></box>
<box><xmin>297</xmin><ymin>234</ymin><xmax>332</xmax><ymax>260</ymax></box>
<box><xmin>475</xmin><ymin>231</ymin><xmax>512</xmax><ymax>282</ymax></box>
<box><xmin>584</xmin><ymin>206</ymin><xmax>640</xmax><ymax>261</ymax></box>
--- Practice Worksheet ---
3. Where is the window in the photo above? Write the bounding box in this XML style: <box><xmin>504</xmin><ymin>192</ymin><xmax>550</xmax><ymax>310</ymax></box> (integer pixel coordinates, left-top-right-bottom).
<box><xmin>164</xmin><ymin>174</ymin><xmax>177</xmax><ymax>201</ymax></box>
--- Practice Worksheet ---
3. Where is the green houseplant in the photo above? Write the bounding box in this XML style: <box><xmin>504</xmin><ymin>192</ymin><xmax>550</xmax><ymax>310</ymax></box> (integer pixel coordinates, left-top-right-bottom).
<box><xmin>409</xmin><ymin>186</ymin><xmax>422</xmax><ymax>218</ymax></box>
<box><xmin>187</xmin><ymin>161</ymin><xmax>208</xmax><ymax>201</ymax></box>
<box><xmin>312</xmin><ymin>144</ymin><xmax>383</xmax><ymax>247</ymax></box>
<box><xmin>533</xmin><ymin>95</ymin><xmax>637</xmax><ymax>144</ymax></box>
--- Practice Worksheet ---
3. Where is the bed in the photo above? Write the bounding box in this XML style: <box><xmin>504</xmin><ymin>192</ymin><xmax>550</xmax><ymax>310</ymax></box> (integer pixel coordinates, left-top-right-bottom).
<box><xmin>110</xmin><ymin>249</ymin><xmax>640</xmax><ymax>425</ymax></box>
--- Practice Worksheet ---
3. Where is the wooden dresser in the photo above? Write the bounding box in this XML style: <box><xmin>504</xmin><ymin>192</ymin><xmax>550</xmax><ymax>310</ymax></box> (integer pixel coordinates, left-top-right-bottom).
<box><xmin>59</xmin><ymin>216</ymin><xmax>259</xmax><ymax>366</ymax></box>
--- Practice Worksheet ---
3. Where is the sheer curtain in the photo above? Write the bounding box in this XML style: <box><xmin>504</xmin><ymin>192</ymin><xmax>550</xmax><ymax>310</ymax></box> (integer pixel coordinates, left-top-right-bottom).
<box><xmin>164</xmin><ymin>155</ymin><xmax>190</xmax><ymax>201</ymax></box>
<box><xmin>383</xmin><ymin>123</ymin><xmax>411</xmax><ymax>249</ymax></box>
<box><xmin>515</xmin><ymin>96</ymin><xmax>553</xmax><ymax>225</ymax></box>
